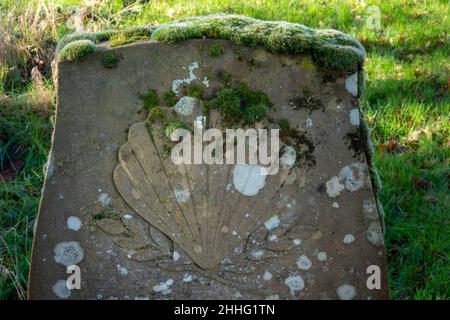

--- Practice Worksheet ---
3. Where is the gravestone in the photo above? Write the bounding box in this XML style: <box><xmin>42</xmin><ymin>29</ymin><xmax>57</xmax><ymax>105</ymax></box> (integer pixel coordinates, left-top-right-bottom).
<box><xmin>29</xmin><ymin>14</ymin><xmax>389</xmax><ymax>300</ymax></box>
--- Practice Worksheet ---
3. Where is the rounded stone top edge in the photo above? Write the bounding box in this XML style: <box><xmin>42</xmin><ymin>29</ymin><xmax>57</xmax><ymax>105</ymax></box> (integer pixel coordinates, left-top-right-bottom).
<box><xmin>55</xmin><ymin>13</ymin><xmax>366</xmax><ymax>72</ymax></box>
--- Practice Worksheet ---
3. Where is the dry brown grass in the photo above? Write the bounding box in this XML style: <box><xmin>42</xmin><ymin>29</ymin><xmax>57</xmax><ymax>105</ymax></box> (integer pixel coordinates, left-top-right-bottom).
<box><xmin>0</xmin><ymin>1</ymin><xmax>61</xmax><ymax>91</ymax></box>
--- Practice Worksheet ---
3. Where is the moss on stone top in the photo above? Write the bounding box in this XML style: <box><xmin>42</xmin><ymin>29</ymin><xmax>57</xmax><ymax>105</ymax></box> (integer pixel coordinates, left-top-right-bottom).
<box><xmin>58</xmin><ymin>39</ymin><xmax>97</xmax><ymax>62</ymax></box>
<box><xmin>55</xmin><ymin>30</ymin><xmax>116</xmax><ymax>54</ymax></box>
<box><xmin>55</xmin><ymin>14</ymin><xmax>365</xmax><ymax>71</ymax></box>
<box><xmin>152</xmin><ymin>14</ymin><xmax>365</xmax><ymax>71</ymax></box>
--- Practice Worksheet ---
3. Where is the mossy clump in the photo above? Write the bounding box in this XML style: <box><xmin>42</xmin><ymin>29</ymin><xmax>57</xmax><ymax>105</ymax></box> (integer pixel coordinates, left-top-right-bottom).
<box><xmin>289</xmin><ymin>89</ymin><xmax>325</xmax><ymax>113</ymax></box>
<box><xmin>209</xmin><ymin>44</ymin><xmax>224</xmax><ymax>57</ymax></box>
<box><xmin>151</xmin><ymin>14</ymin><xmax>365</xmax><ymax>72</ymax></box>
<box><xmin>92</xmin><ymin>205</ymin><xmax>117</xmax><ymax>221</ymax></box>
<box><xmin>140</xmin><ymin>89</ymin><xmax>159</xmax><ymax>111</ymax></box>
<box><xmin>205</xmin><ymin>82</ymin><xmax>272</xmax><ymax>125</ymax></box>
<box><xmin>110</xmin><ymin>26</ymin><xmax>153</xmax><ymax>47</ymax></box>
<box><xmin>147</xmin><ymin>106</ymin><xmax>167</xmax><ymax>124</ymax></box>
<box><xmin>163</xmin><ymin>118</ymin><xmax>190</xmax><ymax>138</ymax></box>
<box><xmin>102</xmin><ymin>53</ymin><xmax>120</xmax><ymax>68</ymax></box>
<box><xmin>56</xmin><ymin>30</ymin><xmax>117</xmax><ymax>54</ymax></box>
<box><xmin>56</xmin><ymin>15</ymin><xmax>365</xmax><ymax>72</ymax></box>
<box><xmin>58</xmin><ymin>39</ymin><xmax>96</xmax><ymax>62</ymax></box>
<box><xmin>164</xmin><ymin>90</ymin><xmax>178</xmax><ymax>107</ymax></box>
<box><xmin>276</xmin><ymin>119</ymin><xmax>291</xmax><ymax>132</ymax></box>
<box><xmin>145</xmin><ymin>110</ymin><xmax>191</xmax><ymax>157</ymax></box>
<box><xmin>183</xmin><ymin>84</ymin><xmax>204</xmax><ymax>99</ymax></box>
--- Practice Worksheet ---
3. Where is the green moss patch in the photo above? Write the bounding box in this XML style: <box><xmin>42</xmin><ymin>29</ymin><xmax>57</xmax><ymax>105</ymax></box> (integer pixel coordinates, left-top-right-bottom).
<box><xmin>147</xmin><ymin>106</ymin><xmax>167</xmax><ymax>124</ymax></box>
<box><xmin>140</xmin><ymin>89</ymin><xmax>159</xmax><ymax>111</ymax></box>
<box><xmin>163</xmin><ymin>118</ymin><xmax>190</xmax><ymax>138</ymax></box>
<box><xmin>55</xmin><ymin>30</ymin><xmax>117</xmax><ymax>55</ymax></box>
<box><xmin>151</xmin><ymin>14</ymin><xmax>365</xmax><ymax>72</ymax></box>
<box><xmin>110</xmin><ymin>26</ymin><xmax>153</xmax><ymax>47</ymax></box>
<box><xmin>102</xmin><ymin>53</ymin><xmax>120</xmax><ymax>68</ymax></box>
<box><xmin>182</xmin><ymin>84</ymin><xmax>204</xmax><ymax>99</ymax></box>
<box><xmin>56</xmin><ymin>14</ymin><xmax>365</xmax><ymax>72</ymax></box>
<box><xmin>58</xmin><ymin>39</ymin><xmax>96</xmax><ymax>62</ymax></box>
<box><xmin>208</xmin><ymin>44</ymin><xmax>224</xmax><ymax>57</ymax></box>
<box><xmin>205</xmin><ymin>82</ymin><xmax>272</xmax><ymax>125</ymax></box>
<box><xmin>163</xmin><ymin>90</ymin><xmax>178</xmax><ymax>107</ymax></box>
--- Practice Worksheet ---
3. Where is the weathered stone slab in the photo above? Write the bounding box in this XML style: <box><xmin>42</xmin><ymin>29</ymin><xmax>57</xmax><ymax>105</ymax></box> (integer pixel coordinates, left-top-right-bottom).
<box><xmin>29</xmin><ymin>15</ymin><xmax>389</xmax><ymax>300</ymax></box>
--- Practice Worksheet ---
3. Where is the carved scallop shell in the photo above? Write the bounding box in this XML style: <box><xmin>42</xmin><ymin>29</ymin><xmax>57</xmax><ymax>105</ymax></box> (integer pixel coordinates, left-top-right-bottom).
<box><xmin>113</xmin><ymin>105</ymin><xmax>300</xmax><ymax>270</ymax></box>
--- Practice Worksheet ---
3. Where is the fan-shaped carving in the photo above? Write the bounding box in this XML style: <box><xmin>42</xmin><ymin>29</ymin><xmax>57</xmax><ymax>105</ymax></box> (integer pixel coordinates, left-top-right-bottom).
<box><xmin>113</xmin><ymin>108</ymin><xmax>300</xmax><ymax>270</ymax></box>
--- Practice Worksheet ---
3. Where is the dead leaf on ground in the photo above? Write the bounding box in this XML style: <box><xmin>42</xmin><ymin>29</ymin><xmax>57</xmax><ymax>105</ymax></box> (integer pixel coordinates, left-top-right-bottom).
<box><xmin>413</xmin><ymin>176</ymin><xmax>430</xmax><ymax>190</ymax></box>
<box><xmin>0</xmin><ymin>159</ymin><xmax>24</xmax><ymax>181</ymax></box>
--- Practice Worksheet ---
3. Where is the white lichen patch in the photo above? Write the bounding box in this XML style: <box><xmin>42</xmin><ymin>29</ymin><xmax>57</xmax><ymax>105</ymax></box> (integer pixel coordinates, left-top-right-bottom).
<box><xmin>317</xmin><ymin>251</ymin><xmax>328</xmax><ymax>262</ymax></box>
<box><xmin>171</xmin><ymin>61</ymin><xmax>199</xmax><ymax>94</ymax></box>
<box><xmin>52</xmin><ymin>279</ymin><xmax>71</xmax><ymax>299</ymax></box>
<box><xmin>53</xmin><ymin>241</ymin><xmax>84</xmax><ymax>267</ymax></box>
<box><xmin>292</xmin><ymin>239</ymin><xmax>302</xmax><ymax>246</ymax></box>
<box><xmin>362</xmin><ymin>198</ymin><xmax>378</xmax><ymax>220</ymax></box>
<box><xmin>339</xmin><ymin>162</ymin><xmax>367</xmax><ymax>192</ymax></box>
<box><xmin>263</xmin><ymin>271</ymin><xmax>273</xmax><ymax>281</ymax></box>
<box><xmin>174</xmin><ymin>96</ymin><xmax>202</xmax><ymax>116</ymax></box>
<box><xmin>173</xmin><ymin>251</ymin><xmax>181</xmax><ymax>261</ymax></box>
<box><xmin>264</xmin><ymin>215</ymin><xmax>280</xmax><ymax>231</ymax></box>
<box><xmin>269</xmin><ymin>234</ymin><xmax>278</xmax><ymax>242</ymax></box>
<box><xmin>280</xmin><ymin>145</ymin><xmax>296</xmax><ymax>166</ymax></box>
<box><xmin>332</xmin><ymin>202</ymin><xmax>340</xmax><ymax>208</ymax></box>
<box><xmin>326</xmin><ymin>162</ymin><xmax>368</xmax><ymax>198</ymax></box>
<box><xmin>326</xmin><ymin>176</ymin><xmax>345</xmax><ymax>198</ymax></box>
<box><xmin>343</xmin><ymin>234</ymin><xmax>355</xmax><ymax>244</ymax></box>
<box><xmin>232</xmin><ymin>164</ymin><xmax>267</xmax><ymax>196</ymax></box>
<box><xmin>250</xmin><ymin>249</ymin><xmax>265</xmax><ymax>260</ymax></box>
<box><xmin>202</xmin><ymin>76</ymin><xmax>210</xmax><ymax>87</ymax></box>
<box><xmin>306</xmin><ymin>118</ymin><xmax>313</xmax><ymax>128</ymax></box>
<box><xmin>337</xmin><ymin>284</ymin><xmax>357</xmax><ymax>300</ymax></box>
<box><xmin>349</xmin><ymin>108</ymin><xmax>360</xmax><ymax>126</ymax></box>
<box><xmin>220</xmin><ymin>225</ymin><xmax>229</xmax><ymax>234</ymax></box>
<box><xmin>285</xmin><ymin>275</ymin><xmax>305</xmax><ymax>295</ymax></box>
<box><xmin>296</xmin><ymin>255</ymin><xmax>312</xmax><ymax>270</ymax></box>
<box><xmin>174</xmin><ymin>188</ymin><xmax>190</xmax><ymax>203</ymax></box>
<box><xmin>67</xmin><ymin>216</ymin><xmax>82</xmax><ymax>231</ymax></box>
<box><xmin>345</xmin><ymin>72</ymin><xmax>358</xmax><ymax>97</ymax></box>
<box><xmin>98</xmin><ymin>192</ymin><xmax>112</xmax><ymax>207</ymax></box>
<box><xmin>153</xmin><ymin>279</ymin><xmax>174</xmax><ymax>295</ymax></box>
<box><xmin>116</xmin><ymin>264</ymin><xmax>128</xmax><ymax>276</ymax></box>
<box><xmin>182</xmin><ymin>274</ymin><xmax>193</xmax><ymax>282</ymax></box>
<box><xmin>367</xmin><ymin>221</ymin><xmax>383</xmax><ymax>246</ymax></box>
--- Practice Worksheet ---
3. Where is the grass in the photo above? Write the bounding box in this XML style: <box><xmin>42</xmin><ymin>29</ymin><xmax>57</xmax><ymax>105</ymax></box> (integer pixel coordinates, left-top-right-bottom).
<box><xmin>0</xmin><ymin>0</ymin><xmax>448</xmax><ymax>300</ymax></box>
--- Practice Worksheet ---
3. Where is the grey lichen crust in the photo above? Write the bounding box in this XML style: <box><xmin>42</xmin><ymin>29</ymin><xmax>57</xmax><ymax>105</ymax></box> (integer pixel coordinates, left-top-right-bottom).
<box><xmin>55</xmin><ymin>14</ymin><xmax>365</xmax><ymax>72</ymax></box>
